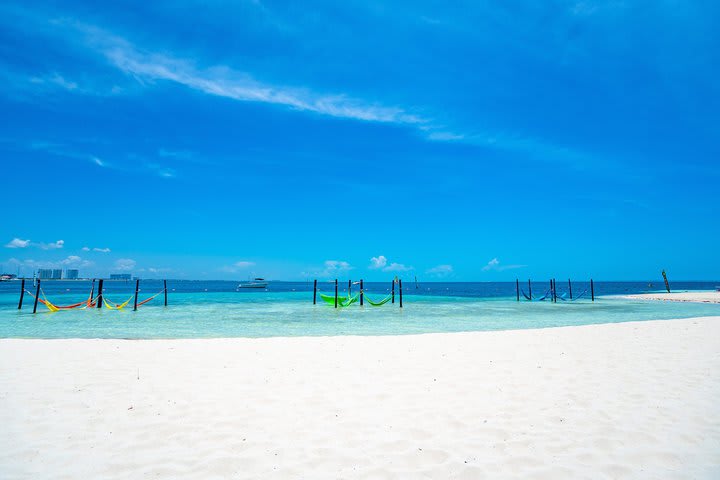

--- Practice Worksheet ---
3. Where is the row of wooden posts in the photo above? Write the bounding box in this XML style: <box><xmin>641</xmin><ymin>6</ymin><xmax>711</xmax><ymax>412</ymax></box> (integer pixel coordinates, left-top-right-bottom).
<box><xmin>514</xmin><ymin>278</ymin><xmax>595</xmax><ymax>302</ymax></box>
<box><xmin>312</xmin><ymin>279</ymin><xmax>403</xmax><ymax>308</ymax></box>
<box><xmin>17</xmin><ymin>278</ymin><xmax>168</xmax><ymax>313</ymax></box>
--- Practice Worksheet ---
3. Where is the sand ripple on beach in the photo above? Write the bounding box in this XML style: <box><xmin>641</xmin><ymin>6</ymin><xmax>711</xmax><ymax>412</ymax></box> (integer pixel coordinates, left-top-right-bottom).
<box><xmin>1</xmin><ymin>317</ymin><xmax>720</xmax><ymax>479</ymax></box>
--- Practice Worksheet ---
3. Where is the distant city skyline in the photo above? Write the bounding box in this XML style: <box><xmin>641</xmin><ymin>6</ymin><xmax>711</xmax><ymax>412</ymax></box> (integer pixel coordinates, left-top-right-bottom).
<box><xmin>1</xmin><ymin>2</ymin><xmax>718</xmax><ymax>281</ymax></box>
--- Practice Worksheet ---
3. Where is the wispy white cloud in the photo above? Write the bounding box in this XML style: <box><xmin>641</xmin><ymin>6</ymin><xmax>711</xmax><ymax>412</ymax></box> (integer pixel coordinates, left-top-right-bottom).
<box><xmin>37</xmin><ymin>239</ymin><xmax>64</xmax><ymax>250</ymax></box>
<box><xmin>6</xmin><ymin>237</ymin><xmax>65</xmax><ymax>250</ymax></box>
<box><xmin>25</xmin><ymin>140</ymin><xmax>112</xmax><ymax>169</ymax></box>
<box><xmin>74</xmin><ymin>24</ymin><xmax>599</xmax><ymax>167</ymax></box>
<box><xmin>29</xmin><ymin>72</ymin><xmax>78</xmax><ymax>91</ymax></box>
<box><xmin>13</xmin><ymin>139</ymin><xmax>181</xmax><ymax>178</ymax></box>
<box><xmin>148</xmin><ymin>164</ymin><xmax>175</xmax><ymax>178</ymax></box>
<box><xmin>61</xmin><ymin>255</ymin><xmax>86</xmax><ymax>266</ymax></box>
<box><xmin>368</xmin><ymin>255</ymin><xmax>413</xmax><ymax>272</ymax></box>
<box><xmin>368</xmin><ymin>255</ymin><xmax>412</xmax><ymax>272</ymax></box>
<box><xmin>426</xmin><ymin>130</ymin><xmax>601</xmax><ymax>170</ymax></box>
<box><xmin>234</xmin><ymin>261</ymin><xmax>255</xmax><ymax>268</ymax></box>
<box><xmin>146</xmin><ymin>267</ymin><xmax>172</xmax><ymax>274</ymax></box>
<box><xmin>7</xmin><ymin>255</ymin><xmax>93</xmax><ymax>269</ymax></box>
<box><xmin>383</xmin><ymin>262</ymin><xmax>412</xmax><ymax>272</ymax></box>
<box><xmin>426</xmin><ymin>264</ymin><xmax>453</xmax><ymax>276</ymax></box>
<box><xmin>482</xmin><ymin>258</ymin><xmax>526</xmax><ymax>272</ymax></box>
<box><xmin>66</xmin><ymin>22</ymin><xmax>425</xmax><ymax>125</ymax></box>
<box><xmin>323</xmin><ymin>260</ymin><xmax>352</xmax><ymax>272</ymax></box>
<box><xmin>4</xmin><ymin>13</ymin><xmax>603</xmax><ymax>170</ymax></box>
<box><xmin>93</xmin><ymin>247</ymin><xmax>111</xmax><ymax>253</ymax></box>
<box><xmin>369</xmin><ymin>255</ymin><xmax>387</xmax><ymax>269</ymax></box>
<box><xmin>113</xmin><ymin>258</ymin><xmax>136</xmax><ymax>271</ymax></box>
<box><xmin>302</xmin><ymin>260</ymin><xmax>353</xmax><ymax>279</ymax></box>
<box><xmin>219</xmin><ymin>260</ymin><xmax>256</xmax><ymax>273</ymax></box>
<box><xmin>426</xmin><ymin>131</ymin><xmax>465</xmax><ymax>141</ymax></box>
<box><xmin>5</xmin><ymin>238</ymin><xmax>30</xmax><ymax>248</ymax></box>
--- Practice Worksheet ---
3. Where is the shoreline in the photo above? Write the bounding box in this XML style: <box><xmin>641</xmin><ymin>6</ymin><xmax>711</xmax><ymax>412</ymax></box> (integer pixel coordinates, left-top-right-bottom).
<box><xmin>2</xmin><ymin>316</ymin><xmax>719</xmax><ymax>479</ymax></box>
<box><xmin>622</xmin><ymin>290</ymin><xmax>720</xmax><ymax>304</ymax></box>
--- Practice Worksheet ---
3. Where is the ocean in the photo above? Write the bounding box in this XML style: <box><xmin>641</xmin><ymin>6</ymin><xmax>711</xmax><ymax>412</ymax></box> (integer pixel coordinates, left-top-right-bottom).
<box><xmin>0</xmin><ymin>280</ymin><xmax>718</xmax><ymax>339</ymax></box>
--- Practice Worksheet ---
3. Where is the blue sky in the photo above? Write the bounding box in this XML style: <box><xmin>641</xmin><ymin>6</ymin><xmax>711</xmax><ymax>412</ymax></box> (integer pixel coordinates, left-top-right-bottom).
<box><xmin>1</xmin><ymin>1</ymin><xmax>718</xmax><ymax>281</ymax></box>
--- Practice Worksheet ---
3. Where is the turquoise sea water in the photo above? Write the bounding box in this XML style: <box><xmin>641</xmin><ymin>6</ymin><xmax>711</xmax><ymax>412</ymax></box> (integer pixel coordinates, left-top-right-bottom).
<box><xmin>1</xmin><ymin>280</ymin><xmax>718</xmax><ymax>339</ymax></box>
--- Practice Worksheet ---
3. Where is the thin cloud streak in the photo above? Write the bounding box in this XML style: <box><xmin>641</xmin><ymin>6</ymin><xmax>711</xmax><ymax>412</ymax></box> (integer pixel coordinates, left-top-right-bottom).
<box><xmin>482</xmin><ymin>258</ymin><xmax>526</xmax><ymax>272</ymax></box>
<box><xmin>71</xmin><ymin>22</ymin><xmax>426</xmax><ymax>125</ymax></box>
<box><xmin>5</xmin><ymin>11</ymin><xmax>606</xmax><ymax>171</ymax></box>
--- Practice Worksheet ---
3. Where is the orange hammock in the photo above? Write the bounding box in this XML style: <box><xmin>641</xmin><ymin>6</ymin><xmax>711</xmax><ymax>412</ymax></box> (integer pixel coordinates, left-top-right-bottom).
<box><xmin>104</xmin><ymin>288</ymin><xmax>165</xmax><ymax>309</ymax></box>
<box><xmin>25</xmin><ymin>289</ymin><xmax>94</xmax><ymax>312</ymax></box>
<box><xmin>26</xmin><ymin>287</ymin><xmax>165</xmax><ymax>312</ymax></box>
<box><xmin>136</xmin><ymin>290</ymin><xmax>164</xmax><ymax>307</ymax></box>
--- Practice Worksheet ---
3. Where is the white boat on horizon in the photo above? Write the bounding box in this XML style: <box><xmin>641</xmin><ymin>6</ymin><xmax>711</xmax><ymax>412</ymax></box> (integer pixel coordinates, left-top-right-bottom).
<box><xmin>237</xmin><ymin>278</ymin><xmax>269</xmax><ymax>289</ymax></box>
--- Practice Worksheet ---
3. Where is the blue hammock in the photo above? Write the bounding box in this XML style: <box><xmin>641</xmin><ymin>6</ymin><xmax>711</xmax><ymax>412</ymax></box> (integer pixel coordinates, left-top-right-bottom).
<box><xmin>569</xmin><ymin>289</ymin><xmax>588</xmax><ymax>301</ymax></box>
<box><xmin>521</xmin><ymin>289</ymin><xmax>551</xmax><ymax>301</ymax></box>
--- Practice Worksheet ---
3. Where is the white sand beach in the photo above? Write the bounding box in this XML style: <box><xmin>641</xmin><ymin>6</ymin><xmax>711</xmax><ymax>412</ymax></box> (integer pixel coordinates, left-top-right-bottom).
<box><xmin>624</xmin><ymin>291</ymin><xmax>720</xmax><ymax>304</ymax></box>
<box><xmin>1</xmin><ymin>318</ymin><xmax>719</xmax><ymax>479</ymax></box>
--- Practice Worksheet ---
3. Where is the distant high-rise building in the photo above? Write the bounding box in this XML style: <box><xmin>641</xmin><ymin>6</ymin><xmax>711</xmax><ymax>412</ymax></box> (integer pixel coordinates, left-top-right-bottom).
<box><xmin>37</xmin><ymin>268</ymin><xmax>64</xmax><ymax>279</ymax></box>
<box><xmin>110</xmin><ymin>273</ymin><xmax>132</xmax><ymax>281</ymax></box>
<box><xmin>65</xmin><ymin>269</ymin><xmax>79</xmax><ymax>279</ymax></box>
<box><xmin>37</xmin><ymin>269</ymin><xmax>53</xmax><ymax>279</ymax></box>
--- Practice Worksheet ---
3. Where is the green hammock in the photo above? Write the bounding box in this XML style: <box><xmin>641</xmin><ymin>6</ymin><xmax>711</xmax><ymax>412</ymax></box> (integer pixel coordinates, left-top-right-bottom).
<box><xmin>363</xmin><ymin>293</ymin><xmax>392</xmax><ymax>306</ymax></box>
<box><xmin>319</xmin><ymin>293</ymin><xmax>358</xmax><ymax>307</ymax></box>
<box><xmin>342</xmin><ymin>295</ymin><xmax>359</xmax><ymax>307</ymax></box>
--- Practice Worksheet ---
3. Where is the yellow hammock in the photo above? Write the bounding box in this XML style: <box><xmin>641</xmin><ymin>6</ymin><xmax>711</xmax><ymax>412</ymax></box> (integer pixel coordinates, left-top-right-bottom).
<box><xmin>42</xmin><ymin>298</ymin><xmax>60</xmax><ymax>312</ymax></box>
<box><xmin>103</xmin><ymin>296</ymin><xmax>134</xmax><ymax>310</ymax></box>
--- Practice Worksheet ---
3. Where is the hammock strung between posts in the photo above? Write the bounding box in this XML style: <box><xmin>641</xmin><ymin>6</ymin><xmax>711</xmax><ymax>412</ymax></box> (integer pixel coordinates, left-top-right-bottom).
<box><xmin>319</xmin><ymin>293</ymin><xmax>358</xmax><ymax>307</ymax></box>
<box><xmin>551</xmin><ymin>289</ymin><xmax>589</xmax><ymax>302</ymax></box>
<box><xmin>135</xmin><ymin>289</ymin><xmax>166</xmax><ymax>307</ymax></box>
<box><xmin>363</xmin><ymin>293</ymin><xmax>392</xmax><ymax>306</ymax></box>
<box><xmin>25</xmin><ymin>289</ymin><xmax>164</xmax><ymax>312</ymax></box>
<box><xmin>24</xmin><ymin>289</ymin><xmax>91</xmax><ymax>312</ymax></box>
<box><xmin>569</xmin><ymin>289</ymin><xmax>588</xmax><ymax>301</ymax></box>
<box><xmin>521</xmin><ymin>289</ymin><xmax>551</xmax><ymax>301</ymax></box>
<box><xmin>320</xmin><ymin>293</ymin><xmax>346</xmax><ymax>305</ymax></box>
<box><xmin>342</xmin><ymin>295</ymin><xmax>359</xmax><ymax>307</ymax></box>
<box><xmin>103</xmin><ymin>295</ymin><xmax>134</xmax><ymax>310</ymax></box>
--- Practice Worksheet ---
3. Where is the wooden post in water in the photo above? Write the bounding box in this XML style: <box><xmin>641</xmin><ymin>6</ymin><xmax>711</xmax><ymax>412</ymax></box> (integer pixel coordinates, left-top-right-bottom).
<box><xmin>313</xmin><ymin>279</ymin><xmax>317</xmax><ymax>305</ymax></box>
<box><xmin>568</xmin><ymin>279</ymin><xmax>573</xmax><ymax>300</ymax></box>
<box><xmin>391</xmin><ymin>280</ymin><xmax>395</xmax><ymax>304</ymax></box>
<box><xmin>360</xmin><ymin>279</ymin><xmax>364</xmax><ymax>306</ymax></box>
<box><xmin>662</xmin><ymin>270</ymin><xmax>670</xmax><ymax>293</ymax></box>
<box><xmin>164</xmin><ymin>280</ymin><xmax>168</xmax><ymax>306</ymax></box>
<box><xmin>591</xmin><ymin>279</ymin><xmax>595</xmax><ymax>302</ymax></box>
<box><xmin>549</xmin><ymin>279</ymin><xmax>553</xmax><ymax>302</ymax></box>
<box><xmin>515</xmin><ymin>279</ymin><xmax>519</xmax><ymax>302</ymax></box>
<box><xmin>399</xmin><ymin>279</ymin><xmax>403</xmax><ymax>308</ymax></box>
<box><xmin>97</xmin><ymin>279</ymin><xmax>104</xmax><ymax>309</ymax></box>
<box><xmin>348</xmin><ymin>280</ymin><xmax>352</xmax><ymax>297</ymax></box>
<box><xmin>528</xmin><ymin>279</ymin><xmax>532</xmax><ymax>301</ymax></box>
<box><xmin>334</xmin><ymin>279</ymin><xmax>338</xmax><ymax>308</ymax></box>
<box><xmin>553</xmin><ymin>279</ymin><xmax>557</xmax><ymax>303</ymax></box>
<box><xmin>89</xmin><ymin>279</ymin><xmax>96</xmax><ymax>306</ymax></box>
<box><xmin>33</xmin><ymin>279</ymin><xmax>41</xmax><ymax>313</ymax></box>
<box><xmin>18</xmin><ymin>278</ymin><xmax>25</xmax><ymax>310</ymax></box>
<box><xmin>133</xmin><ymin>279</ymin><xmax>140</xmax><ymax>311</ymax></box>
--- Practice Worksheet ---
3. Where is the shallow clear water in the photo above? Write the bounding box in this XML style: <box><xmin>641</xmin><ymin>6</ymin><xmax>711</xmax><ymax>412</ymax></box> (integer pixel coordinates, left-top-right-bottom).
<box><xmin>1</xmin><ymin>280</ymin><xmax>718</xmax><ymax>339</ymax></box>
